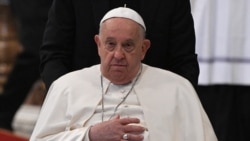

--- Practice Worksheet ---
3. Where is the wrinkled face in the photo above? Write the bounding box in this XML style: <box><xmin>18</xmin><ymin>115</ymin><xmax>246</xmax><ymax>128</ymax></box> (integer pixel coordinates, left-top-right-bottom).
<box><xmin>95</xmin><ymin>18</ymin><xmax>150</xmax><ymax>84</ymax></box>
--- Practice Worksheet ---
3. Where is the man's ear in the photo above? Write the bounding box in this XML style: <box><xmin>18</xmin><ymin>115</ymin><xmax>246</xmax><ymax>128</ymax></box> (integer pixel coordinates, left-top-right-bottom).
<box><xmin>94</xmin><ymin>35</ymin><xmax>102</xmax><ymax>56</ymax></box>
<box><xmin>94</xmin><ymin>35</ymin><xmax>100</xmax><ymax>47</ymax></box>
<box><xmin>141</xmin><ymin>39</ymin><xmax>151</xmax><ymax>60</ymax></box>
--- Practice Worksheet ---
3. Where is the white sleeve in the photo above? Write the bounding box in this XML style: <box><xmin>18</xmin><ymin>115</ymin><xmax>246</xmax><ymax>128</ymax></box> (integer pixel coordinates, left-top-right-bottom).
<box><xmin>29</xmin><ymin>82</ymin><xmax>88</xmax><ymax>141</ymax></box>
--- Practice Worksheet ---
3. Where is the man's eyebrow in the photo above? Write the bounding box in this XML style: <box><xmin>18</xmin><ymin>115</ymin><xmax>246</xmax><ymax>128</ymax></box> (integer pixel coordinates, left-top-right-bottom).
<box><xmin>105</xmin><ymin>37</ymin><xmax>115</xmax><ymax>41</ymax></box>
<box><xmin>127</xmin><ymin>39</ymin><xmax>134</xmax><ymax>42</ymax></box>
<box><xmin>124</xmin><ymin>39</ymin><xmax>135</xmax><ymax>44</ymax></box>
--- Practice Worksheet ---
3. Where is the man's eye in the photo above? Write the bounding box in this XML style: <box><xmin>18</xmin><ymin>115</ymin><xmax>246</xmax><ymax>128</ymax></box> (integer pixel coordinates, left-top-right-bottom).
<box><xmin>107</xmin><ymin>42</ymin><xmax>115</xmax><ymax>46</ymax></box>
<box><xmin>123</xmin><ymin>44</ymin><xmax>135</xmax><ymax>52</ymax></box>
<box><xmin>105</xmin><ymin>42</ymin><xmax>115</xmax><ymax>51</ymax></box>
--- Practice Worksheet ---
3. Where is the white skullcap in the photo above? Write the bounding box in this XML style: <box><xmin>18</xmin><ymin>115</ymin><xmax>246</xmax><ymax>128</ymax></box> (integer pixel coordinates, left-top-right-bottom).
<box><xmin>100</xmin><ymin>7</ymin><xmax>146</xmax><ymax>31</ymax></box>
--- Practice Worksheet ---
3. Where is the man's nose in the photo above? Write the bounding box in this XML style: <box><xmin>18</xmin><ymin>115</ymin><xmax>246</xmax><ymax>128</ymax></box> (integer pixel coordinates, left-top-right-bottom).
<box><xmin>113</xmin><ymin>46</ymin><xmax>125</xmax><ymax>59</ymax></box>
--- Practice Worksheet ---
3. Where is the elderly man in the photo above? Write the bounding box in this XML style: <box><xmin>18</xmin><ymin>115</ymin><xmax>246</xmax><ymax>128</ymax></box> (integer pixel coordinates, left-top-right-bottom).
<box><xmin>30</xmin><ymin>7</ymin><xmax>217</xmax><ymax>141</ymax></box>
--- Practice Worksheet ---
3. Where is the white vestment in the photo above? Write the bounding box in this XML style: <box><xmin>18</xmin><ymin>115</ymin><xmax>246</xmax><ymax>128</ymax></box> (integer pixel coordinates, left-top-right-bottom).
<box><xmin>30</xmin><ymin>64</ymin><xmax>217</xmax><ymax>141</ymax></box>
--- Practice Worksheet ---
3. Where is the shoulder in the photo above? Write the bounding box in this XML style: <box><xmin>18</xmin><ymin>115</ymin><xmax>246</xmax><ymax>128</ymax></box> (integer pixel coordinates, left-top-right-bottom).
<box><xmin>141</xmin><ymin>64</ymin><xmax>194</xmax><ymax>91</ymax></box>
<box><xmin>44</xmin><ymin>65</ymin><xmax>101</xmax><ymax>107</ymax></box>
<box><xmin>139</xmin><ymin>64</ymin><xmax>198</xmax><ymax>105</ymax></box>
<box><xmin>142</xmin><ymin>64</ymin><xmax>190</xmax><ymax>83</ymax></box>
<box><xmin>52</xmin><ymin>65</ymin><xmax>100</xmax><ymax>87</ymax></box>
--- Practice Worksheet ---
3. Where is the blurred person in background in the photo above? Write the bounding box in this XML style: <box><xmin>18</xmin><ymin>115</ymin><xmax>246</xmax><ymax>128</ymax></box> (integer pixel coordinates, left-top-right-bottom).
<box><xmin>0</xmin><ymin>0</ymin><xmax>52</xmax><ymax>130</ymax></box>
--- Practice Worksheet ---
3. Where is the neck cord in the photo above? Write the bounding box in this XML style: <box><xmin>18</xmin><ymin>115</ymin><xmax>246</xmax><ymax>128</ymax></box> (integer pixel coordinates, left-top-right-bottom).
<box><xmin>100</xmin><ymin>65</ymin><xmax>142</xmax><ymax>122</ymax></box>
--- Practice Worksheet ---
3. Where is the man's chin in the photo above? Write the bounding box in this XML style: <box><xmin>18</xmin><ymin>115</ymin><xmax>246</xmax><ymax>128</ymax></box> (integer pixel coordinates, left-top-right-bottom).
<box><xmin>109</xmin><ymin>72</ymin><xmax>126</xmax><ymax>81</ymax></box>
<box><xmin>111</xmin><ymin>71</ymin><xmax>124</xmax><ymax>77</ymax></box>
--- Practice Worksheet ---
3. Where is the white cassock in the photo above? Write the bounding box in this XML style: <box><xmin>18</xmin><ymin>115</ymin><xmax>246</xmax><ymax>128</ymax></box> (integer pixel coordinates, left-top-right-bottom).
<box><xmin>30</xmin><ymin>64</ymin><xmax>218</xmax><ymax>141</ymax></box>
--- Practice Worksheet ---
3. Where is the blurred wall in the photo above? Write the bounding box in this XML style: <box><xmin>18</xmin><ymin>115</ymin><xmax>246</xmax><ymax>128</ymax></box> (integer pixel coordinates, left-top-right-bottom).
<box><xmin>190</xmin><ymin>0</ymin><xmax>250</xmax><ymax>141</ymax></box>
<box><xmin>191</xmin><ymin>0</ymin><xmax>250</xmax><ymax>85</ymax></box>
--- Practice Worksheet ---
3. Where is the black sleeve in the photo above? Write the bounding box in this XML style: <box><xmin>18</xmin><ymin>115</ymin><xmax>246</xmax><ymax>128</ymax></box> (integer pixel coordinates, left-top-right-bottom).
<box><xmin>168</xmin><ymin>0</ymin><xmax>199</xmax><ymax>88</ymax></box>
<box><xmin>143</xmin><ymin>0</ymin><xmax>199</xmax><ymax>88</ymax></box>
<box><xmin>39</xmin><ymin>0</ymin><xmax>75</xmax><ymax>89</ymax></box>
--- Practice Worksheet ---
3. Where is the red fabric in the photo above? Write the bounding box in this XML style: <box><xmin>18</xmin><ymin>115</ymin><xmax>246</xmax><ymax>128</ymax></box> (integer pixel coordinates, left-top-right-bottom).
<box><xmin>0</xmin><ymin>129</ymin><xmax>28</xmax><ymax>141</ymax></box>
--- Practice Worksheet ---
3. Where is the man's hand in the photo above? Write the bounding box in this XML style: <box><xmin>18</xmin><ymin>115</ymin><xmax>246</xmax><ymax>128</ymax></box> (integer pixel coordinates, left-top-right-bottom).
<box><xmin>89</xmin><ymin>115</ymin><xmax>145</xmax><ymax>141</ymax></box>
